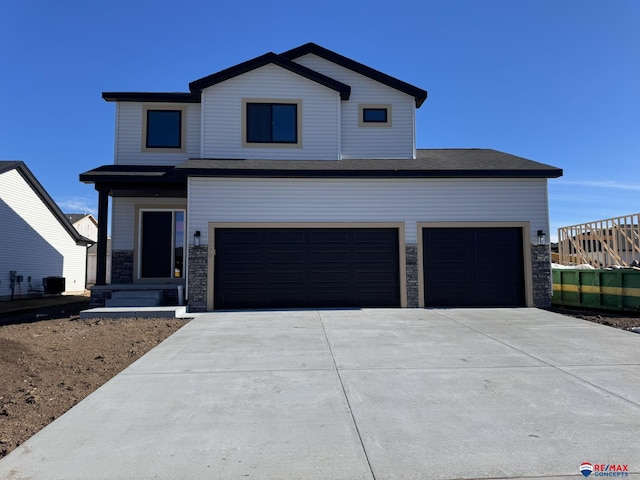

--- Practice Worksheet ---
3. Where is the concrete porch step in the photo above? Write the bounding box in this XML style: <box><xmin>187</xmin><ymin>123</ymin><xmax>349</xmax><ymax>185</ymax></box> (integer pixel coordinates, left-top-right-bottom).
<box><xmin>110</xmin><ymin>290</ymin><xmax>163</xmax><ymax>300</ymax></box>
<box><xmin>105</xmin><ymin>298</ymin><xmax>162</xmax><ymax>307</ymax></box>
<box><xmin>105</xmin><ymin>289</ymin><xmax>163</xmax><ymax>307</ymax></box>
<box><xmin>79</xmin><ymin>306</ymin><xmax>188</xmax><ymax>320</ymax></box>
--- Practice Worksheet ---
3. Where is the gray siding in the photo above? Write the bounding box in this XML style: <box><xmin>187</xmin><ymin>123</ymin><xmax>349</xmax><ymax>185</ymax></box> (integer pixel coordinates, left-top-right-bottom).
<box><xmin>114</xmin><ymin>102</ymin><xmax>201</xmax><ymax>165</ymax></box>
<box><xmin>187</xmin><ymin>177</ymin><xmax>550</xmax><ymax>245</ymax></box>
<box><xmin>201</xmin><ymin>64</ymin><xmax>340</xmax><ymax>159</ymax></box>
<box><xmin>293</xmin><ymin>54</ymin><xmax>416</xmax><ymax>159</ymax></box>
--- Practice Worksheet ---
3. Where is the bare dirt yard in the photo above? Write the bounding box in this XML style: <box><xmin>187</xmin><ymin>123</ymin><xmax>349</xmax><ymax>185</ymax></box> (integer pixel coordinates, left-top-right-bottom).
<box><xmin>0</xmin><ymin>297</ymin><xmax>638</xmax><ymax>460</ymax></box>
<box><xmin>0</xmin><ymin>295</ymin><xmax>189</xmax><ymax>458</ymax></box>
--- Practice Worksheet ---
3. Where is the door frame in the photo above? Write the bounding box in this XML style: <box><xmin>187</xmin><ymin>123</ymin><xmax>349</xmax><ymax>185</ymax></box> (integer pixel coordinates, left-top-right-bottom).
<box><xmin>417</xmin><ymin>221</ymin><xmax>533</xmax><ymax>308</ymax></box>
<box><xmin>207</xmin><ymin>222</ymin><xmax>406</xmax><ymax>310</ymax></box>
<box><xmin>133</xmin><ymin>204</ymin><xmax>187</xmax><ymax>284</ymax></box>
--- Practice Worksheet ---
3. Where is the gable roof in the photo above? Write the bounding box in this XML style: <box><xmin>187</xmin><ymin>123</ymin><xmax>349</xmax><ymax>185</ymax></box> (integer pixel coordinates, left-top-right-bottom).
<box><xmin>281</xmin><ymin>43</ymin><xmax>428</xmax><ymax>107</ymax></box>
<box><xmin>103</xmin><ymin>43</ymin><xmax>427</xmax><ymax>106</ymax></box>
<box><xmin>172</xmin><ymin>149</ymin><xmax>562</xmax><ymax>179</ymax></box>
<box><xmin>66</xmin><ymin>213</ymin><xmax>98</xmax><ymax>227</ymax></box>
<box><xmin>0</xmin><ymin>161</ymin><xmax>92</xmax><ymax>245</ymax></box>
<box><xmin>188</xmin><ymin>52</ymin><xmax>351</xmax><ymax>99</ymax></box>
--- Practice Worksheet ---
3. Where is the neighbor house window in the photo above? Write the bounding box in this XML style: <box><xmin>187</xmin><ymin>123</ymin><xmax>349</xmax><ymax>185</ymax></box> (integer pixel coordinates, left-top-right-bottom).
<box><xmin>359</xmin><ymin>104</ymin><xmax>392</xmax><ymax>127</ymax></box>
<box><xmin>142</xmin><ymin>106</ymin><xmax>187</xmax><ymax>151</ymax></box>
<box><xmin>138</xmin><ymin>210</ymin><xmax>185</xmax><ymax>279</ymax></box>
<box><xmin>242</xmin><ymin>99</ymin><xmax>302</xmax><ymax>147</ymax></box>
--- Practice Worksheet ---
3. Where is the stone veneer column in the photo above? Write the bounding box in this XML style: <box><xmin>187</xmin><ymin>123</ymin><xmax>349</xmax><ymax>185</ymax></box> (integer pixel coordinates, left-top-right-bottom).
<box><xmin>188</xmin><ymin>245</ymin><xmax>208</xmax><ymax>312</ymax></box>
<box><xmin>111</xmin><ymin>250</ymin><xmax>133</xmax><ymax>284</ymax></box>
<box><xmin>531</xmin><ymin>244</ymin><xmax>552</xmax><ymax>308</ymax></box>
<box><xmin>405</xmin><ymin>244</ymin><xmax>419</xmax><ymax>308</ymax></box>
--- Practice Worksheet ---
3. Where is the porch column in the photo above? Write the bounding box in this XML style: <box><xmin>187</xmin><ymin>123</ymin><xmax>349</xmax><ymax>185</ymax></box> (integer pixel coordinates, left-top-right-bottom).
<box><xmin>96</xmin><ymin>187</ymin><xmax>109</xmax><ymax>286</ymax></box>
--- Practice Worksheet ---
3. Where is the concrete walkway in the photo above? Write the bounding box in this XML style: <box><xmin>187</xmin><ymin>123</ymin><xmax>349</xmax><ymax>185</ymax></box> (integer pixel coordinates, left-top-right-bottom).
<box><xmin>2</xmin><ymin>308</ymin><xmax>640</xmax><ymax>479</ymax></box>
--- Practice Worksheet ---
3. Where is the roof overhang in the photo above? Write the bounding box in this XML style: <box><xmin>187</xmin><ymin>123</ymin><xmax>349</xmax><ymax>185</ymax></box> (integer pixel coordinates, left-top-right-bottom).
<box><xmin>79</xmin><ymin>165</ymin><xmax>187</xmax><ymax>197</ymax></box>
<box><xmin>102</xmin><ymin>92</ymin><xmax>201</xmax><ymax>103</ymax></box>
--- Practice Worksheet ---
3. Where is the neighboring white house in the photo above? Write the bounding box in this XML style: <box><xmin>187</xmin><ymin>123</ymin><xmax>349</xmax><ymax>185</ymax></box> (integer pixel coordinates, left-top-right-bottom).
<box><xmin>0</xmin><ymin>161</ymin><xmax>91</xmax><ymax>299</ymax></box>
<box><xmin>64</xmin><ymin>214</ymin><xmax>112</xmax><ymax>286</ymax></box>
<box><xmin>81</xmin><ymin>43</ymin><xmax>562</xmax><ymax>311</ymax></box>
<box><xmin>66</xmin><ymin>213</ymin><xmax>98</xmax><ymax>242</ymax></box>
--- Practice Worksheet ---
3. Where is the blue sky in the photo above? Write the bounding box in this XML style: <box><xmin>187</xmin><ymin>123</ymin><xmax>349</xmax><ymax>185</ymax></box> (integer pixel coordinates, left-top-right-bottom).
<box><xmin>1</xmin><ymin>0</ymin><xmax>638</xmax><ymax>241</ymax></box>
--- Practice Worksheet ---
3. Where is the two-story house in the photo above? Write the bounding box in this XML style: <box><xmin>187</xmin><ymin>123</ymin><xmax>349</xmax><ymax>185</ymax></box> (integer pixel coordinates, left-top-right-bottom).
<box><xmin>81</xmin><ymin>43</ymin><xmax>562</xmax><ymax>312</ymax></box>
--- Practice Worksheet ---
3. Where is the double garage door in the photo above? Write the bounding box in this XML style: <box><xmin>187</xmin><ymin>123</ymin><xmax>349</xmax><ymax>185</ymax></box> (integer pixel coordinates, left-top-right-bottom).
<box><xmin>212</xmin><ymin>226</ymin><xmax>526</xmax><ymax>310</ymax></box>
<box><xmin>214</xmin><ymin>228</ymin><xmax>401</xmax><ymax>310</ymax></box>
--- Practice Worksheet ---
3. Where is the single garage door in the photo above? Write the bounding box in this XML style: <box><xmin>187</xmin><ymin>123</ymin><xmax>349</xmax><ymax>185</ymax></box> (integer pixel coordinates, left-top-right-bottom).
<box><xmin>422</xmin><ymin>227</ymin><xmax>525</xmax><ymax>307</ymax></box>
<box><xmin>214</xmin><ymin>228</ymin><xmax>400</xmax><ymax>309</ymax></box>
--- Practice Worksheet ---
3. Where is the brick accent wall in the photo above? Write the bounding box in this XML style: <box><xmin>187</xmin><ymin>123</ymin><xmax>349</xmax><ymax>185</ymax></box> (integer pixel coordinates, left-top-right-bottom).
<box><xmin>188</xmin><ymin>246</ymin><xmax>208</xmax><ymax>312</ymax></box>
<box><xmin>89</xmin><ymin>288</ymin><xmax>111</xmax><ymax>308</ymax></box>
<box><xmin>111</xmin><ymin>250</ymin><xmax>134</xmax><ymax>284</ymax></box>
<box><xmin>531</xmin><ymin>244</ymin><xmax>552</xmax><ymax>308</ymax></box>
<box><xmin>405</xmin><ymin>244</ymin><xmax>419</xmax><ymax>308</ymax></box>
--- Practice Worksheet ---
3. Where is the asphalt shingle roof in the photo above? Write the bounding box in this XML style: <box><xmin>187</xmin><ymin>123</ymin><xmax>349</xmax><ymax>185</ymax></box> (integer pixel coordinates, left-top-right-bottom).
<box><xmin>174</xmin><ymin>149</ymin><xmax>562</xmax><ymax>178</ymax></box>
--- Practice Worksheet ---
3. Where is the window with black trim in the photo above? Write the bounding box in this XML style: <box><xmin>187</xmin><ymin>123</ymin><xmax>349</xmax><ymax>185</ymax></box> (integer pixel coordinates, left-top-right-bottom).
<box><xmin>359</xmin><ymin>104</ymin><xmax>392</xmax><ymax>127</ymax></box>
<box><xmin>246</xmin><ymin>102</ymin><xmax>298</xmax><ymax>144</ymax></box>
<box><xmin>363</xmin><ymin>108</ymin><xmax>388</xmax><ymax>123</ymax></box>
<box><xmin>146</xmin><ymin>110</ymin><xmax>182</xmax><ymax>148</ymax></box>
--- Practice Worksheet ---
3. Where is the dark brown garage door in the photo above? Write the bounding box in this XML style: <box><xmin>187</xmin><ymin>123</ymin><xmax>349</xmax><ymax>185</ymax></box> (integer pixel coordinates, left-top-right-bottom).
<box><xmin>422</xmin><ymin>227</ymin><xmax>525</xmax><ymax>307</ymax></box>
<box><xmin>214</xmin><ymin>228</ymin><xmax>400</xmax><ymax>310</ymax></box>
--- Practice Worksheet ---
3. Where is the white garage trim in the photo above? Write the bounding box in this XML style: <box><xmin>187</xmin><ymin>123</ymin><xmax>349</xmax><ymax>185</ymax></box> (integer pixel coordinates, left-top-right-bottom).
<box><xmin>417</xmin><ymin>221</ymin><xmax>533</xmax><ymax>308</ymax></box>
<box><xmin>207</xmin><ymin>222</ymin><xmax>406</xmax><ymax>310</ymax></box>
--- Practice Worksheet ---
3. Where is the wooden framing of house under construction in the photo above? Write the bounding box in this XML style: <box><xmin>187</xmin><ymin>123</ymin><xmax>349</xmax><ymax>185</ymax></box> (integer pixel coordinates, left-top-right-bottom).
<box><xmin>557</xmin><ymin>213</ymin><xmax>640</xmax><ymax>267</ymax></box>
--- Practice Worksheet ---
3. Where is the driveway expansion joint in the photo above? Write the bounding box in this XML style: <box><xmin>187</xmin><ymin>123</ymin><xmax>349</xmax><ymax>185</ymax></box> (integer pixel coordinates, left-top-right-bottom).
<box><xmin>318</xmin><ymin>311</ymin><xmax>377</xmax><ymax>480</ymax></box>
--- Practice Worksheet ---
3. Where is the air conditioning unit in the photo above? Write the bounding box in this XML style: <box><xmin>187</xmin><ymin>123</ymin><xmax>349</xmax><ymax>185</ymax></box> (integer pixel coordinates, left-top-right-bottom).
<box><xmin>43</xmin><ymin>277</ymin><xmax>65</xmax><ymax>295</ymax></box>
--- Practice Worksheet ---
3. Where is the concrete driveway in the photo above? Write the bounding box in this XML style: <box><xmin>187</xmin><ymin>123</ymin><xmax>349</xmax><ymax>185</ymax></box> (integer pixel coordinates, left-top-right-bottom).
<box><xmin>1</xmin><ymin>308</ymin><xmax>639</xmax><ymax>479</ymax></box>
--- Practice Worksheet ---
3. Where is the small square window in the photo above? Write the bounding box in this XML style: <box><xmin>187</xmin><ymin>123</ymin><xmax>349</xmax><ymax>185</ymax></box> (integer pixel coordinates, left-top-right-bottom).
<box><xmin>246</xmin><ymin>102</ymin><xmax>298</xmax><ymax>143</ymax></box>
<box><xmin>146</xmin><ymin>110</ymin><xmax>182</xmax><ymax>148</ymax></box>
<box><xmin>363</xmin><ymin>108</ymin><xmax>388</xmax><ymax>123</ymax></box>
<box><xmin>359</xmin><ymin>104</ymin><xmax>392</xmax><ymax>127</ymax></box>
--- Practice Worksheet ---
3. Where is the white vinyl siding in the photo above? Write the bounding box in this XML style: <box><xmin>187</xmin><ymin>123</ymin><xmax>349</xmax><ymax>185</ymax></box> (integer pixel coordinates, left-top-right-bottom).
<box><xmin>111</xmin><ymin>197</ymin><xmax>187</xmax><ymax>250</ymax></box>
<box><xmin>187</xmin><ymin>177</ymin><xmax>549</xmax><ymax>245</ymax></box>
<box><xmin>114</xmin><ymin>103</ymin><xmax>201</xmax><ymax>165</ymax></box>
<box><xmin>71</xmin><ymin>217</ymin><xmax>98</xmax><ymax>242</ymax></box>
<box><xmin>201</xmin><ymin>64</ymin><xmax>340</xmax><ymax>159</ymax></box>
<box><xmin>0</xmin><ymin>169</ymin><xmax>86</xmax><ymax>297</ymax></box>
<box><xmin>292</xmin><ymin>54</ymin><xmax>415</xmax><ymax>159</ymax></box>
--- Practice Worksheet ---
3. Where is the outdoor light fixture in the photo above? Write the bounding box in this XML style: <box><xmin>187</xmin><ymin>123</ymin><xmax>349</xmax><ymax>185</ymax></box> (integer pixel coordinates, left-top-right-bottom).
<box><xmin>537</xmin><ymin>230</ymin><xmax>547</xmax><ymax>245</ymax></box>
<box><xmin>194</xmin><ymin>230</ymin><xmax>201</xmax><ymax>247</ymax></box>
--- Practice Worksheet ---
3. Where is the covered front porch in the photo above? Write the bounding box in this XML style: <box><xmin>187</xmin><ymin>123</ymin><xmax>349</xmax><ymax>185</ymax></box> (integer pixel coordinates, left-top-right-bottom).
<box><xmin>80</xmin><ymin>165</ymin><xmax>189</xmax><ymax>309</ymax></box>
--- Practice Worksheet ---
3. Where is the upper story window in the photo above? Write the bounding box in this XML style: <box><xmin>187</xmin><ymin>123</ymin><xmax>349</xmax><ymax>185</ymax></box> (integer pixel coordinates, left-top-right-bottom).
<box><xmin>242</xmin><ymin>99</ymin><xmax>302</xmax><ymax>148</ymax></box>
<box><xmin>359</xmin><ymin>104</ymin><xmax>392</xmax><ymax>128</ymax></box>
<box><xmin>142</xmin><ymin>106</ymin><xmax>187</xmax><ymax>152</ymax></box>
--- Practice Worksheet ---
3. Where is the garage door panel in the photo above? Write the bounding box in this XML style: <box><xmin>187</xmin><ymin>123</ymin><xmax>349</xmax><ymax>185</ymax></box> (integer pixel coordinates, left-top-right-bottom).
<box><xmin>354</xmin><ymin>250</ymin><xmax>395</xmax><ymax>263</ymax></box>
<box><xmin>423</xmin><ymin>227</ymin><xmax>525</xmax><ymax>308</ymax></box>
<box><xmin>266</xmin><ymin>231</ymin><xmax>307</xmax><ymax>244</ymax></box>
<box><xmin>265</xmin><ymin>250</ymin><xmax>307</xmax><ymax>264</ymax></box>
<box><xmin>354</xmin><ymin>271</ymin><xmax>395</xmax><ymax>283</ymax></box>
<box><xmin>354</xmin><ymin>230</ymin><xmax>397</xmax><ymax>244</ymax></box>
<box><xmin>309</xmin><ymin>270</ymin><xmax>350</xmax><ymax>284</ymax></box>
<box><xmin>310</xmin><ymin>250</ymin><xmax>351</xmax><ymax>264</ymax></box>
<box><xmin>217</xmin><ymin>231</ymin><xmax>262</xmax><ymax>245</ymax></box>
<box><xmin>355</xmin><ymin>289</ymin><xmax>398</xmax><ymax>305</ymax></box>
<box><xmin>214</xmin><ymin>227</ymin><xmax>399</xmax><ymax>309</ymax></box>
<box><xmin>266</xmin><ymin>271</ymin><xmax>307</xmax><ymax>284</ymax></box>
<box><xmin>310</xmin><ymin>231</ymin><xmax>351</xmax><ymax>244</ymax></box>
